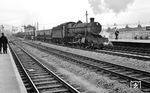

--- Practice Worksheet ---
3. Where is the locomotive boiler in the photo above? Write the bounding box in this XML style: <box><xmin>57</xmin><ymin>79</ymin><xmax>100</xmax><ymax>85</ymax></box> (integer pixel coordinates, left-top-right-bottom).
<box><xmin>70</xmin><ymin>18</ymin><xmax>101</xmax><ymax>35</ymax></box>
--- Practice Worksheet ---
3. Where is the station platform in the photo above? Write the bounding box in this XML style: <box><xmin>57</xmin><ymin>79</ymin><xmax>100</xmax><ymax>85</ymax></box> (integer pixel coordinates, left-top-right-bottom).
<box><xmin>109</xmin><ymin>39</ymin><xmax>150</xmax><ymax>48</ymax></box>
<box><xmin>110</xmin><ymin>39</ymin><xmax>150</xmax><ymax>43</ymax></box>
<box><xmin>0</xmin><ymin>48</ymin><xmax>27</xmax><ymax>93</ymax></box>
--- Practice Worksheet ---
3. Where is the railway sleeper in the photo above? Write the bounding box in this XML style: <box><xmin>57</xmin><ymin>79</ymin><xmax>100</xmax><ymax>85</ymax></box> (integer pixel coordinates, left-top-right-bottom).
<box><xmin>29</xmin><ymin>71</ymin><xmax>48</xmax><ymax>74</ymax></box>
<box><xmin>33</xmin><ymin>78</ymin><xmax>55</xmax><ymax>82</ymax></box>
<box><xmin>37</xmin><ymin>84</ymin><xmax>63</xmax><ymax>90</ymax></box>
<box><xmin>36</xmin><ymin>82</ymin><xmax>61</xmax><ymax>88</ymax></box>
<box><xmin>31</xmin><ymin>75</ymin><xmax>52</xmax><ymax>79</ymax></box>
<box><xmin>29</xmin><ymin>73</ymin><xmax>49</xmax><ymax>76</ymax></box>
<box><xmin>39</xmin><ymin>88</ymin><xmax>69</xmax><ymax>93</ymax></box>
<box><xmin>34</xmin><ymin>80</ymin><xmax>58</xmax><ymax>85</ymax></box>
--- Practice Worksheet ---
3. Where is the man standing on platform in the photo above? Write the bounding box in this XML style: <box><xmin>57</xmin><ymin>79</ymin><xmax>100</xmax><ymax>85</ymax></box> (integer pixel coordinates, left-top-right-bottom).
<box><xmin>115</xmin><ymin>29</ymin><xmax>119</xmax><ymax>40</ymax></box>
<box><xmin>1</xmin><ymin>33</ymin><xmax>8</xmax><ymax>54</ymax></box>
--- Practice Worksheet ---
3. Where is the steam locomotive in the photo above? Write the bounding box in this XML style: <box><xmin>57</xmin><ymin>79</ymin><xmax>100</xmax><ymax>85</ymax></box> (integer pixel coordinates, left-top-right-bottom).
<box><xmin>23</xmin><ymin>18</ymin><xmax>113</xmax><ymax>49</ymax></box>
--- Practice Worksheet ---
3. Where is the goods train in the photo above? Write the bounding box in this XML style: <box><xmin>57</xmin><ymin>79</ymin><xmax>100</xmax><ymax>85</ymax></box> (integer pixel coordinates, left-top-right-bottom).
<box><xmin>18</xmin><ymin>18</ymin><xmax>113</xmax><ymax>49</ymax></box>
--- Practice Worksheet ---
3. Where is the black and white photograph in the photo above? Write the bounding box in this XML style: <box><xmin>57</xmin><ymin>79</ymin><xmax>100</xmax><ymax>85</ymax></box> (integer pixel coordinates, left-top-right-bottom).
<box><xmin>0</xmin><ymin>0</ymin><xmax>150</xmax><ymax>93</ymax></box>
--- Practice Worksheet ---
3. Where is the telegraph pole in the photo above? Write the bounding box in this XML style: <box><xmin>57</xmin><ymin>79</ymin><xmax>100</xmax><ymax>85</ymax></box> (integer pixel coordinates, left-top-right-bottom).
<box><xmin>86</xmin><ymin>11</ymin><xmax>88</xmax><ymax>23</ymax></box>
<box><xmin>85</xmin><ymin>11</ymin><xmax>88</xmax><ymax>38</ymax></box>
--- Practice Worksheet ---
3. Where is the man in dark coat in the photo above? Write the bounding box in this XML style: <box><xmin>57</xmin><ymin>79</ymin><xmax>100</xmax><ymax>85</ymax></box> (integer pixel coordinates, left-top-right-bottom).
<box><xmin>115</xmin><ymin>30</ymin><xmax>119</xmax><ymax>40</ymax></box>
<box><xmin>1</xmin><ymin>33</ymin><xmax>8</xmax><ymax>54</ymax></box>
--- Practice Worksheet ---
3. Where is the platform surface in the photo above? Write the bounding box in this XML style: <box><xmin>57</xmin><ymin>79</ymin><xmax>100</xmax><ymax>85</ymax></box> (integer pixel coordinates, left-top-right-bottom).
<box><xmin>110</xmin><ymin>39</ymin><xmax>150</xmax><ymax>43</ymax></box>
<box><xmin>0</xmin><ymin>48</ymin><xmax>27</xmax><ymax>93</ymax></box>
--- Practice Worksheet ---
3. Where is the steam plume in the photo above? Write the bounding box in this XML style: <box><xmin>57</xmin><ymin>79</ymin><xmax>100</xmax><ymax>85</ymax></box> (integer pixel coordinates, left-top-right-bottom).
<box><xmin>88</xmin><ymin>0</ymin><xmax>135</xmax><ymax>15</ymax></box>
<box><xmin>88</xmin><ymin>0</ymin><xmax>104</xmax><ymax>14</ymax></box>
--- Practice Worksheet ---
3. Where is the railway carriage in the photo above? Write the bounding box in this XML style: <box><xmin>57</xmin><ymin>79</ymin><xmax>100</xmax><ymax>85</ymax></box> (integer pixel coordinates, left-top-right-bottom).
<box><xmin>36</xmin><ymin>30</ymin><xmax>43</xmax><ymax>41</ymax></box>
<box><xmin>51</xmin><ymin>22</ymin><xmax>75</xmax><ymax>43</ymax></box>
<box><xmin>44</xmin><ymin>29</ymin><xmax>52</xmax><ymax>41</ymax></box>
<box><xmin>36</xmin><ymin>29</ymin><xmax>52</xmax><ymax>41</ymax></box>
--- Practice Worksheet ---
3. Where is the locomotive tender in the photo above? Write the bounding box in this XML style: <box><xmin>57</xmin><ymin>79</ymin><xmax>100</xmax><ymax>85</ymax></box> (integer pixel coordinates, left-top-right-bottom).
<box><xmin>25</xmin><ymin>18</ymin><xmax>113</xmax><ymax>49</ymax></box>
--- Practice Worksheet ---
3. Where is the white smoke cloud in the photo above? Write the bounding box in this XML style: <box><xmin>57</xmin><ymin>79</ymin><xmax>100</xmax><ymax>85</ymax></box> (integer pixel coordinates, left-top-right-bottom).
<box><xmin>88</xmin><ymin>0</ymin><xmax>104</xmax><ymax>14</ymax></box>
<box><xmin>88</xmin><ymin>0</ymin><xmax>135</xmax><ymax>15</ymax></box>
<box><xmin>105</xmin><ymin>0</ymin><xmax>134</xmax><ymax>13</ymax></box>
<box><xmin>100</xmin><ymin>29</ymin><xmax>110</xmax><ymax>38</ymax></box>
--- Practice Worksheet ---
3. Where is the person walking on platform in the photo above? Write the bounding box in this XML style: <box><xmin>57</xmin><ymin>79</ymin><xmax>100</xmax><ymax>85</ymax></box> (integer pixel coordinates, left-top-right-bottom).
<box><xmin>115</xmin><ymin>30</ymin><xmax>119</xmax><ymax>40</ymax></box>
<box><xmin>1</xmin><ymin>33</ymin><xmax>8</xmax><ymax>54</ymax></box>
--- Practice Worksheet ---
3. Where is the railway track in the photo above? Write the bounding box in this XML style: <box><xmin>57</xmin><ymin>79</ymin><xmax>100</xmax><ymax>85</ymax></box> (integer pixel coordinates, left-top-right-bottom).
<box><xmin>16</xmin><ymin>37</ymin><xmax>150</xmax><ymax>60</ymax></box>
<box><xmin>96</xmin><ymin>49</ymin><xmax>150</xmax><ymax>61</ymax></box>
<box><xmin>59</xmin><ymin>44</ymin><xmax>150</xmax><ymax>61</ymax></box>
<box><xmin>43</xmin><ymin>40</ymin><xmax>150</xmax><ymax>60</ymax></box>
<box><xmin>66</xmin><ymin>44</ymin><xmax>150</xmax><ymax>61</ymax></box>
<box><xmin>104</xmin><ymin>46</ymin><xmax>150</xmax><ymax>57</ymax></box>
<box><xmin>9</xmin><ymin>41</ymin><xmax>80</xmax><ymax>93</ymax></box>
<box><xmin>21</xmin><ymin>40</ymin><xmax>150</xmax><ymax>92</ymax></box>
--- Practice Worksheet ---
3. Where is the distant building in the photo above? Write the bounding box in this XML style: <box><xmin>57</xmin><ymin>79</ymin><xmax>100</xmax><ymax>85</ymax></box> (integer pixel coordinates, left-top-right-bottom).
<box><xmin>24</xmin><ymin>25</ymin><xmax>36</xmax><ymax>32</ymax></box>
<box><xmin>24</xmin><ymin>25</ymin><xmax>36</xmax><ymax>37</ymax></box>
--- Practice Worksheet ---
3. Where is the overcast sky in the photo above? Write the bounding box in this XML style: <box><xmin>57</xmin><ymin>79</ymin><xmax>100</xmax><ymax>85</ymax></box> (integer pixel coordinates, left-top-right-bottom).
<box><xmin>0</xmin><ymin>0</ymin><xmax>150</xmax><ymax>29</ymax></box>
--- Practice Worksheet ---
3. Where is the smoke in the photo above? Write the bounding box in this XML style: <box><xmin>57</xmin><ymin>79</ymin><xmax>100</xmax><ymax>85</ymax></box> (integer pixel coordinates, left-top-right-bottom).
<box><xmin>105</xmin><ymin>0</ymin><xmax>134</xmax><ymax>13</ymax></box>
<box><xmin>88</xmin><ymin>0</ymin><xmax>135</xmax><ymax>15</ymax></box>
<box><xmin>100</xmin><ymin>30</ymin><xmax>110</xmax><ymax>38</ymax></box>
<box><xmin>88</xmin><ymin>0</ymin><xmax>105</xmax><ymax>15</ymax></box>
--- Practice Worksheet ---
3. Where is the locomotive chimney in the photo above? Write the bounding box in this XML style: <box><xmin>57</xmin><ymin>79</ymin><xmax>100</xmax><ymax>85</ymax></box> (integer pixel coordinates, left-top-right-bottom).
<box><xmin>90</xmin><ymin>18</ymin><xmax>94</xmax><ymax>23</ymax></box>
